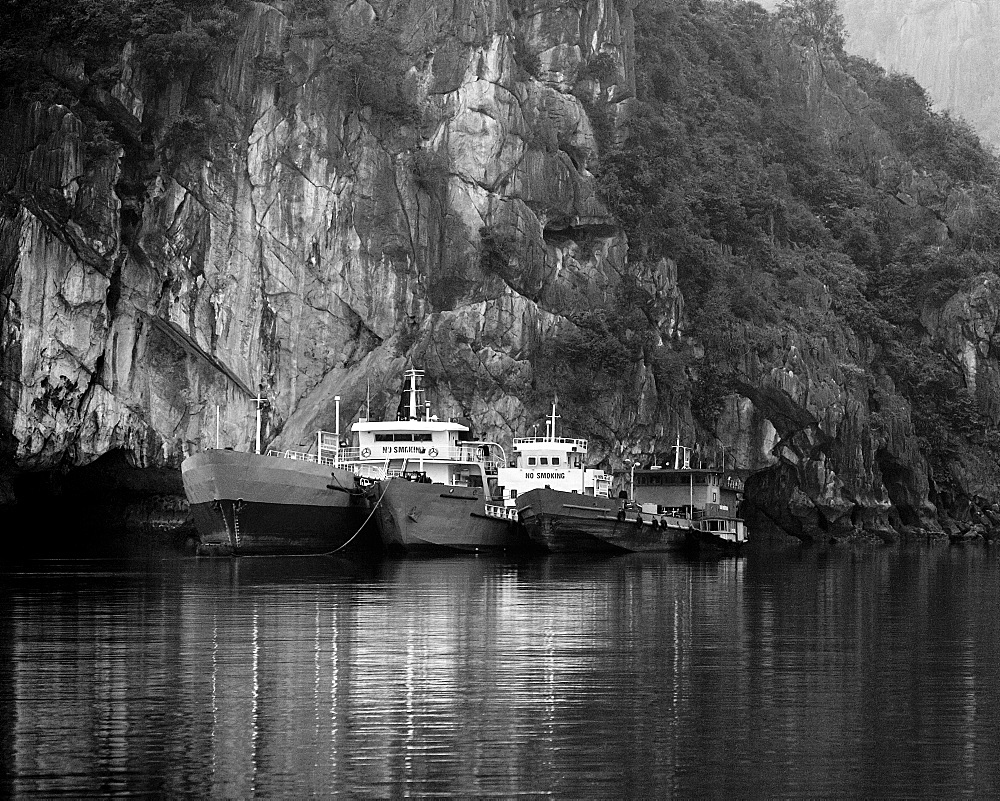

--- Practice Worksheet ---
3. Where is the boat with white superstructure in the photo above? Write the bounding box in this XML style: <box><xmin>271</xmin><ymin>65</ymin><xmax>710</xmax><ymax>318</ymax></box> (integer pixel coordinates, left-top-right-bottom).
<box><xmin>338</xmin><ymin>369</ymin><xmax>526</xmax><ymax>553</ymax></box>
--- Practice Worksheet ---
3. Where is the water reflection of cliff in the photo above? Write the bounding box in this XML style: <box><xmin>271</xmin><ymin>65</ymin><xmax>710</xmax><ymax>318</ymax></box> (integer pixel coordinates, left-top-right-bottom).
<box><xmin>4</xmin><ymin>554</ymin><xmax>746</xmax><ymax>796</ymax></box>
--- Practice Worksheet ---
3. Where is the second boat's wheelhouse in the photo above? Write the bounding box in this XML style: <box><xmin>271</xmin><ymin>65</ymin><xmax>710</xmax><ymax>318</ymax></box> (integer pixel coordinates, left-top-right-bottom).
<box><xmin>496</xmin><ymin>401</ymin><xmax>612</xmax><ymax>503</ymax></box>
<box><xmin>333</xmin><ymin>369</ymin><xmax>507</xmax><ymax>495</ymax></box>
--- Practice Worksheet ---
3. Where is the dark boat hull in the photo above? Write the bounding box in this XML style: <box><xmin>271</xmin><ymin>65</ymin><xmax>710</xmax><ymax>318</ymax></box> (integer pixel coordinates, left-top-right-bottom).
<box><xmin>181</xmin><ymin>450</ymin><xmax>374</xmax><ymax>555</ymax></box>
<box><xmin>516</xmin><ymin>488</ymin><xmax>622</xmax><ymax>552</ymax></box>
<box><xmin>371</xmin><ymin>479</ymin><xmax>527</xmax><ymax>553</ymax></box>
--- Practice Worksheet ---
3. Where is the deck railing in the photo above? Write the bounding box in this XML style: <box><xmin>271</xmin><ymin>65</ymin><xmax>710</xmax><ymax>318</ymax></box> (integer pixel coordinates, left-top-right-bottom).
<box><xmin>268</xmin><ymin>445</ymin><xmax>505</xmax><ymax>478</ymax></box>
<box><xmin>512</xmin><ymin>436</ymin><xmax>588</xmax><ymax>449</ymax></box>
<box><xmin>336</xmin><ymin>446</ymin><xmax>504</xmax><ymax>473</ymax></box>
<box><xmin>266</xmin><ymin>448</ymin><xmax>338</xmax><ymax>466</ymax></box>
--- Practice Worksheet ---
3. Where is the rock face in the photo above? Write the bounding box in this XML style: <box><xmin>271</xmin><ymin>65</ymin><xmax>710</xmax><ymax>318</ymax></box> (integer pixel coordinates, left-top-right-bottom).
<box><xmin>1</xmin><ymin>0</ymin><xmax>999</xmax><ymax>544</ymax></box>
<box><xmin>0</xmin><ymin>0</ymin><xmax>640</xmax><ymax>511</ymax></box>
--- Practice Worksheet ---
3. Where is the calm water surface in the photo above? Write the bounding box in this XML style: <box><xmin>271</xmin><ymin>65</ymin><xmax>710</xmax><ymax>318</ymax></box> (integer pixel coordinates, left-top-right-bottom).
<box><xmin>2</xmin><ymin>543</ymin><xmax>1000</xmax><ymax>797</ymax></box>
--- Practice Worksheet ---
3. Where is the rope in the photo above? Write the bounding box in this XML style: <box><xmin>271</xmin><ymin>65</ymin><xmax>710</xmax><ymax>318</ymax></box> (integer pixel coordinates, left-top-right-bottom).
<box><xmin>321</xmin><ymin>479</ymin><xmax>391</xmax><ymax>556</ymax></box>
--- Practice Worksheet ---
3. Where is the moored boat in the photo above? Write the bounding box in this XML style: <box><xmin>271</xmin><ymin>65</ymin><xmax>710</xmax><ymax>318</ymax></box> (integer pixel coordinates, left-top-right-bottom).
<box><xmin>338</xmin><ymin>369</ymin><xmax>526</xmax><ymax>553</ymax></box>
<box><xmin>502</xmin><ymin>402</ymin><xmax>621</xmax><ymax>552</ymax></box>
<box><xmin>515</xmin><ymin>434</ymin><xmax>748</xmax><ymax>553</ymax></box>
<box><xmin>182</xmin><ymin>446</ymin><xmax>374</xmax><ymax>555</ymax></box>
<box><xmin>627</xmin><ymin>438</ymin><xmax>748</xmax><ymax>551</ymax></box>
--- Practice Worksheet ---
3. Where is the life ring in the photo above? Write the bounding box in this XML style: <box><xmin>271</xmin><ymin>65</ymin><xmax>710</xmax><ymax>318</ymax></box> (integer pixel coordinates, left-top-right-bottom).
<box><xmin>428</xmin><ymin>448</ymin><xmax>438</xmax><ymax>457</ymax></box>
<box><xmin>361</xmin><ymin>448</ymin><xmax>371</xmax><ymax>458</ymax></box>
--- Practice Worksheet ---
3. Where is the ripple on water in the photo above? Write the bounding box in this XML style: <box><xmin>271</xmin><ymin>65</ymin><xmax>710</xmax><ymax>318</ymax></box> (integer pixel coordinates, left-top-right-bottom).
<box><xmin>3</xmin><ymin>548</ymin><xmax>1000</xmax><ymax>796</ymax></box>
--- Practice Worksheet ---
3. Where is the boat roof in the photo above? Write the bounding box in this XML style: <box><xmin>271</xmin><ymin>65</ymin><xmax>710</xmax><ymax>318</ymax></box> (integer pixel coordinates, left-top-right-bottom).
<box><xmin>352</xmin><ymin>419</ymin><xmax>469</xmax><ymax>433</ymax></box>
<box><xmin>635</xmin><ymin>465</ymin><xmax>720</xmax><ymax>474</ymax></box>
<box><xmin>512</xmin><ymin>436</ymin><xmax>588</xmax><ymax>449</ymax></box>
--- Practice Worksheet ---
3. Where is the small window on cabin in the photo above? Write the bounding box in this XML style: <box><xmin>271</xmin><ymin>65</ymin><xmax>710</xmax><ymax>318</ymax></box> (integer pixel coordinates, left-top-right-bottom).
<box><xmin>551</xmin><ymin>457</ymin><xmax>560</xmax><ymax>465</ymax></box>
<box><xmin>393</xmin><ymin>434</ymin><xmax>414</xmax><ymax>442</ymax></box>
<box><xmin>540</xmin><ymin>458</ymin><xmax>548</xmax><ymax>465</ymax></box>
<box><xmin>414</xmin><ymin>433</ymin><xmax>432</xmax><ymax>442</ymax></box>
<box><xmin>528</xmin><ymin>457</ymin><xmax>536</xmax><ymax>465</ymax></box>
<box><xmin>510</xmin><ymin>489</ymin><xmax>517</xmax><ymax>499</ymax></box>
<box><xmin>375</xmin><ymin>434</ymin><xmax>391</xmax><ymax>442</ymax></box>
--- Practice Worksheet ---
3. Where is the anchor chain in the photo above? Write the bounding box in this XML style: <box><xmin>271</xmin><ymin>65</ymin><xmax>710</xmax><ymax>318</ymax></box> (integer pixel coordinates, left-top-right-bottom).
<box><xmin>232</xmin><ymin>499</ymin><xmax>245</xmax><ymax>551</ymax></box>
<box><xmin>212</xmin><ymin>499</ymin><xmax>234</xmax><ymax>550</ymax></box>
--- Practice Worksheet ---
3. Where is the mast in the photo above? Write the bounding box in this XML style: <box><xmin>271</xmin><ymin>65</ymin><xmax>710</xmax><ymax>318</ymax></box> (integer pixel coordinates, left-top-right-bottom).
<box><xmin>548</xmin><ymin>395</ymin><xmax>560</xmax><ymax>441</ymax></box>
<box><xmin>399</xmin><ymin>368</ymin><xmax>425</xmax><ymax>421</ymax></box>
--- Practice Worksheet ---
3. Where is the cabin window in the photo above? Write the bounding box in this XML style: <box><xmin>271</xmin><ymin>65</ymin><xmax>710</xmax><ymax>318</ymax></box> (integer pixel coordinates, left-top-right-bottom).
<box><xmin>540</xmin><ymin>458</ymin><xmax>548</xmax><ymax>465</ymax></box>
<box><xmin>375</xmin><ymin>433</ymin><xmax>432</xmax><ymax>442</ymax></box>
<box><xmin>528</xmin><ymin>457</ymin><xmax>536</xmax><ymax>466</ymax></box>
<box><xmin>510</xmin><ymin>489</ymin><xmax>517</xmax><ymax>499</ymax></box>
<box><xmin>551</xmin><ymin>457</ymin><xmax>560</xmax><ymax>465</ymax></box>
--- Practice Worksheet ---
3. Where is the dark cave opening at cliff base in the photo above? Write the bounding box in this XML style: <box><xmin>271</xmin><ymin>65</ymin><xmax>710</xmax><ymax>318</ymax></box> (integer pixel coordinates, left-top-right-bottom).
<box><xmin>875</xmin><ymin>449</ymin><xmax>923</xmax><ymax>528</ymax></box>
<box><xmin>740</xmin><ymin>464</ymin><xmax>809</xmax><ymax>543</ymax></box>
<box><xmin>7</xmin><ymin>451</ymin><xmax>193</xmax><ymax>557</ymax></box>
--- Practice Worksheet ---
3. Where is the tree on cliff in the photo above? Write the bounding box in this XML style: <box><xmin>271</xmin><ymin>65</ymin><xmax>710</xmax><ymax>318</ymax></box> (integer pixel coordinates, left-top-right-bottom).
<box><xmin>776</xmin><ymin>0</ymin><xmax>846</xmax><ymax>52</ymax></box>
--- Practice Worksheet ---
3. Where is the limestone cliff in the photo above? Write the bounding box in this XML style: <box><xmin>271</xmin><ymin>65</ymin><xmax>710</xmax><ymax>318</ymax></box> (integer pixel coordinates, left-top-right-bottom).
<box><xmin>2</xmin><ymin>0</ymin><xmax>1000</xmax><ymax>545</ymax></box>
<box><xmin>1</xmin><ymin>0</ymin><xmax>643</xmax><ymax>518</ymax></box>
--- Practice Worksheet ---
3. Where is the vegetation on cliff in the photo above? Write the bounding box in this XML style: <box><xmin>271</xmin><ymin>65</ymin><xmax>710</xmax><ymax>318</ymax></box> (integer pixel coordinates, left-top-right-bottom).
<box><xmin>568</xmin><ymin>0</ymin><xmax>1000</xmax><ymax>521</ymax></box>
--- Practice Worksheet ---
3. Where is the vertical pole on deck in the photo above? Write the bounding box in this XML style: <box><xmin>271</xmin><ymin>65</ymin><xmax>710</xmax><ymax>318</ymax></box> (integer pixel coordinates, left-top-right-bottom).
<box><xmin>408</xmin><ymin>371</ymin><xmax>419</xmax><ymax>420</ymax></box>
<box><xmin>215</xmin><ymin>405</ymin><xmax>220</xmax><ymax>449</ymax></box>
<box><xmin>254</xmin><ymin>389</ymin><xmax>266</xmax><ymax>455</ymax></box>
<box><xmin>334</xmin><ymin>395</ymin><xmax>341</xmax><ymax>463</ymax></box>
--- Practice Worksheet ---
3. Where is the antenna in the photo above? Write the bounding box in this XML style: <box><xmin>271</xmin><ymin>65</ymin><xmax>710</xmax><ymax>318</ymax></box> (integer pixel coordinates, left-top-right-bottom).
<box><xmin>254</xmin><ymin>386</ymin><xmax>269</xmax><ymax>455</ymax></box>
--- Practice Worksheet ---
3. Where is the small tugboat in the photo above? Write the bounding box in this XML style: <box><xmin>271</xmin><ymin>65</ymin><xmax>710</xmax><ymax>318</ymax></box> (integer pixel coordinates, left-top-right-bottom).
<box><xmin>496</xmin><ymin>400</ymin><xmax>614</xmax><ymax>504</ymax></box>
<box><xmin>181</xmin><ymin>393</ymin><xmax>375</xmax><ymax>556</ymax></box>
<box><xmin>516</xmin><ymin>436</ymin><xmax>747</xmax><ymax>553</ymax></box>
<box><xmin>627</xmin><ymin>438</ymin><xmax>748</xmax><ymax>551</ymax></box>
<box><xmin>340</xmin><ymin>369</ymin><xmax>525</xmax><ymax>553</ymax></box>
<box><xmin>505</xmin><ymin>402</ymin><xmax>620</xmax><ymax>552</ymax></box>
